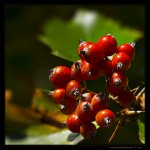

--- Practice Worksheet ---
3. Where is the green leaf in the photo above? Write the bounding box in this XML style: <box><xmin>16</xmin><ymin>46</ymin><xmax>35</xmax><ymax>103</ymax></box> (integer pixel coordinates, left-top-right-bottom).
<box><xmin>38</xmin><ymin>9</ymin><xmax>143</xmax><ymax>62</ymax></box>
<box><xmin>138</xmin><ymin>113</ymin><xmax>145</xmax><ymax>144</ymax></box>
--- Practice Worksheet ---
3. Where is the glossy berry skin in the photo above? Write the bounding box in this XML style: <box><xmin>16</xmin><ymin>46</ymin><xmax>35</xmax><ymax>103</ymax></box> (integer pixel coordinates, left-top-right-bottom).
<box><xmin>66</xmin><ymin>80</ymin><xmax>82</xmax><ymax>99</ymax></box>
<box><xmin>117</xmin><ymin>43</ymin><xmax>135</xmax><ymax>60</ymax></box>
<box><xmin>98</xmin><ymin>58</ymin><xmax>113</xmax><ymax>76</ymax></box>
<box><xmin>71</xmin><ymin>60</ymin><xmax>84</xmax><ymax>83</ymax></box>
<box><xmin>49</xmin><ymin>88</ymin><xmax>66</xmax><ymax>104</ymax></box>
<box><xmin>97</xmin><ymin>34</ymin><xmax>117</xmax><ymax>56</ymax></box>
<box><xmin>49</xmin><ymin>66</ymin><xmax>72</xmax><ymax>88</ymax></box>
<box><xmin>117</xmin><ymin>90</ymin><xmax>136</xmax><ymax>108</ymax></box>
<box><xmin>76</xmin><ymin>101</ymin><xmax>96</xmax><ymax>123</ymax></box>
<box><xmin>66</xmin><ymin>112</ymin><xmax>82</xmax><ymax>133</ymax></box>
<box><xmin>80</xmin><ymin>122</ymin><xmax>97</xmax><ymax>139</ymax></box>
<box><xmin>108</xmin><ymin>71</ymin><xmax>128</xmax><ymax>89</ymax></box>
<box><xmin>78</xmin><ymin>41</ymin><xmax>91</xmax><ymax>60</ymax></box>
<box><xmin>106</xmin><ymin>83</ymin><xmax>125</xmax><ymax>96</ymax></box>
<box><xmin>112</xmin><ymin>52</ymin><xmax>131</xmax><ymax>71</ymax></box>
<box><xmin>78</xmin><ymin>41</ymin><xmax>104</xmax><ymax>64</ymax></box>
<box><xmin>81</xmin><ymin>60</ymin><xmax>101</xmax><ymax>80</ymax></box>
<box><xmin>58</xmin><ymin>97</ymin><xmax>77</xmax><ymax>115</ymax></box>
<box><xmin>91</xmin><ymin>92</ymin><xmax>109</xmax><ymax>113</ymax></box>
<box><xmin>81</xmin><ymin>92</ymin><xmax>95</xmax><ymax>103</ymax></box>
<box><xmin>96</xmin><ymin>109</ymin><xmax>115</xmax><ymax>128</ymax></box>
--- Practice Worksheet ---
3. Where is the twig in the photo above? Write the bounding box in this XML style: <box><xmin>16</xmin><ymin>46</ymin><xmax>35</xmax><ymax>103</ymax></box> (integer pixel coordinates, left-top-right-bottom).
<box><xmin>136</xmin><ymin>87</ymin><xmax>145</xmax><ymax>102</ymax></box>
<box><xmin>109</xmin><ymin>95</ymin><xmax>124</xmax><ymax>109</ymax></box>
<box><xmin>108</xmin><ymin>120</ymin><xmax>122</xmax><ymax>144</ymax></box>
<box><xmin>125</xmin><ymin>110</ymin><xmax>145</xmax><ymax>115</ymax></box>
<box><xmin>130</xmin><ymin>86</ymin><xmax>140</xmax><ymax>95</ymax></box>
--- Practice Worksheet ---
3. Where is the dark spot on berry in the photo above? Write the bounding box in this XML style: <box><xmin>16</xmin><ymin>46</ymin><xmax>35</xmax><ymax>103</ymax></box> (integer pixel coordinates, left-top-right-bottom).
<box><xmin>117</xmin><ymin>62</ymin><xmax>125</xmax><ymax>70</ymax></box>
<box><xmin>88</xmin><ymin>71</ymin><xmax>92</xmax><ymax>77</ymax></box>
<box><xmin>83</xmin><ymin>102</ymin><xmax>90</xmax><ymax>110</ymax></box>
<box><xmin>97</xmin><ymin>92</ymin><xmax>106</xmax><ymax>100</ymax></box>
<box><xmin>114</xmin><ymin>78</ymin><xmax>122</xmax><ymax>86</ymax></box>
<box><xmin>79</xmin><ymin>39</ymin><xmax>84</xmax><ymax>45</ymax></box>
<box><xmin>71</xmin><ymin>88</ymin><xmax>80</xmax><ymax>96</ymax></box>
<box><xmin>49</xmin><ymin>69</ymin><xmax>54</xmax><ymax>79</ymax></box>
<box><xmin>104</xmin><ymin>117</ymin><xmax>112</xmax><ymax>127</ymax></box>
<box><xmin>59</xmin><ymin>104</ymin><xmax>66</xmax><ymax>111</ymax></box>
<box><xmin>130</xmin><ymin>42</ymin><xmax>136</xmax><ymax>47</ymax></box>
<box><xmin>80</xmin><ymin>50</ymin><xmax>86</xmax><ymax>55</ymax></box>
<box><xmin>75</xmin><ymin>62</ymin><xmax>81</xmax><ymax>70</ymax></box>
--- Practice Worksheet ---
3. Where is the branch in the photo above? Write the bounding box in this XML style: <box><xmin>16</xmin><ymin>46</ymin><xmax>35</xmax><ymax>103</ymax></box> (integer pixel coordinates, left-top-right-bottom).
<box><xmin>136</xmin><ymin>87</ymin><xmax>145</xmax><ymax>102</ymax></box>
<box><xmin>130</xmin><ymin>86</ymin><xmax>140</xmax><ymax>95</ymax></box>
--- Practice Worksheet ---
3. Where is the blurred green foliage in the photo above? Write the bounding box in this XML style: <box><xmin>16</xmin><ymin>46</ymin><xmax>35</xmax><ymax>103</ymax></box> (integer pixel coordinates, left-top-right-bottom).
<box><xmin>39</xmin><ymin>9</ymin><xmax>142</xmax><ymax>62</ymax></box>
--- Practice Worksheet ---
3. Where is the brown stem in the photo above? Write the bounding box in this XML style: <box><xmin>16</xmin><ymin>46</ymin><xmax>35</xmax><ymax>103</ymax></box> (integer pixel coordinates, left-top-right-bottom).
<box><xmin>125</xmin><ymin>110</ymin><xmax>145</xmax><ymax>115</ymax></box>
<box><xmin>108</xmin><ymin>120</ymin><xmax>122</xmax><ymax>144</ymax></box>
<box><xmin>136</xmin><ymin>87</ymin><xmax>145</xmax><ymax>102</ymax></box>
<box><xmin>130</xmin><ymin>86</ymin><xmax>140</xmax><ymax>95</ymax></box>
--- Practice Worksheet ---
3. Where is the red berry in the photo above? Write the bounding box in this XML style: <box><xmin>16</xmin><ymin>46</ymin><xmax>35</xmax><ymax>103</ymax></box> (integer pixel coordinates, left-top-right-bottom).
<box><xmin>97</xmin><ymin>34</ymin><xmax>117</xmax><ymax>56</ymax></box>
<box><xmin>112</xmin><ymin>52</ymin><xmax>131</xmax><ymax>71</ymax></box>
<box><xmin>117</xmin><ymin>90</ymin><xmax>136</xmax><ymax>108</ymax></box>
<box><xmin>80</xmin><ymin>122</ymin><xmax>97</xmax><ymax>139</ymax></box>
<box><xmin>96</xmin><ymin>109</ymin><xmax>115</xmax><ymax>128</ymax></box>
<box><xmin>48</xmin><ymin>88</ymin><xmax>65</xmax><ymax>104</ymax></box>
<box><xmin>78</xmin><ymin>41</ymin><xmax>104</xmax><ymax>64</ymax></box>
<box><xmin>98</xmin><ymin>58</ymin><xmax>113</xmax><ymax>76</ymax></box>
<box><xmin>58</xmin><ymin>97</ymin><xmax>77</xmax><ymax>115</ymax></box>
<box><xmin>66</xmin><ymin>80</ymin><xmax>82</xmax><ymax>99</ymax></box>
<box><xmin>76</xmin><ymin>101</ymin><xmax>95</xmax><ymax>123</ymax></box>
<box><xmin>81</xmin><ymin>92</ymin><xmax>95</xmax><ymax>103</ymax></box>
<box><xmin>81</xmin><ymin>60</ymin><xmax>101</xmax><ymax>80</ymax></box>
<box><xmin>108</xmin><ymin>71</ymin><xmax>128</xmax><ymax>89</ymax></box>
<box><xmin>106</xmin><ymin>83</ymin><xmax>125</xmax><ymax>96</ymax></box>
<box><xmin>117</xmin><ymin>43</ymin><xmax>135</xmax><ymax>60</ymax></box>
<box><xmin>49</xmin><ymin>66</ymin><xmax>72</xmax><ymax>88</ymax></box>
<box><xmin>66</xmin><ymin>112</ymin><xmax>82</xmax><ymax>133</ymax></box>
<box><xmin>71</xmin><ymin>60</ymin><xmax>84</xmax><ymax>83</ymax></box>
<box><xmin>91</xmin><ymin>92</ymin><xmax>109</xmax><ymax>113</ymax></box>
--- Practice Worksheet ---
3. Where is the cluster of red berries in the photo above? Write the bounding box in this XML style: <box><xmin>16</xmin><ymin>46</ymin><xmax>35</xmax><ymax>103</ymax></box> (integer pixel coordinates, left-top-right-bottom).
<box><xmin>48</xmin><ymin>34</ymin><xmax>136</xmax><ymax>139</ymax></box>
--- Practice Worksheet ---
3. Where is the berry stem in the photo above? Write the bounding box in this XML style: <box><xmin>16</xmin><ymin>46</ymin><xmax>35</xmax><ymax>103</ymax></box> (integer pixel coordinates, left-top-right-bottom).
<box><xmin>108</xmin><ymin>110</ymin><xmax>128</xmax><ymax>144</ymax></box>
<box><xmin>108</xmin><ymin>119</ymin><xmax>122</xmax><ymax>144</ymax></box>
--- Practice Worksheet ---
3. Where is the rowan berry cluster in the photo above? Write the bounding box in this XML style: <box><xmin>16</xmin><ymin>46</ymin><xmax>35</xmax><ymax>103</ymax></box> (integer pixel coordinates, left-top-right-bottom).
<box><xmin>48</xmin><ymin>34</ymin><xmax>136</xmax><ymax>139</ymax></box>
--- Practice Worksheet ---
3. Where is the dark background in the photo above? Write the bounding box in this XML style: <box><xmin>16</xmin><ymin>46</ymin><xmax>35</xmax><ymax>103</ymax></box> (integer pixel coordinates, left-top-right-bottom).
<box><xmin>5</xmin><ymin>4</ymin><xmax>145</xmax><ymax>107</ymax></box>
